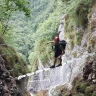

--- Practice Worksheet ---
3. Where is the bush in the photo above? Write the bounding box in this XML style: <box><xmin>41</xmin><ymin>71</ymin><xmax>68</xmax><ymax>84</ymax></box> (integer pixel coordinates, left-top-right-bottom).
<box><xmin>85</xmin><ymin>85</ymin><xmax>96</xmax><ymax>96</ymax></box>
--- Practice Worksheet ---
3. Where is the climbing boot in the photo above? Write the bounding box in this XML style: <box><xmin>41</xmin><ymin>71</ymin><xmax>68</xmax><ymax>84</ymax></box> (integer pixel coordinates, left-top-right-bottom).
<box><xmin>50</xmin><ymin>65</ymin><xmax>55</xmax><ymax>68</ymax></box>
<box><xmin>56</xmin><ymin>64</ymin><xmax>62</xmax><ymax>67</ymax></box>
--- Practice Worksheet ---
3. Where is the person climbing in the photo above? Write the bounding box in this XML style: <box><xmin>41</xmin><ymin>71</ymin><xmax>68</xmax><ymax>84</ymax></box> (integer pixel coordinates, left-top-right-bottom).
<box><xmin>47</xmin><ymin>36</ymin><xmax>66</xmax><ymax>68</ymax></box>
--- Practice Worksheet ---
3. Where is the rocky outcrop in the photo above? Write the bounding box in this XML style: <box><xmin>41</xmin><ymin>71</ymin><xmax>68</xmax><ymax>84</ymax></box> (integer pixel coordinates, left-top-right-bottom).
<box><xmin>47</xmin><ymin>2</ymin><xmax>96</xmax><ymax>96</ymax></box>
<box><xmin>17</xmin><ymin>76</ymin><xmax>29</xmax><ymax>96</ymax></box>
<box><xmin>82</xmin><ymin>1</ymin><xmax>96</xmax><ymax>84</ymax></box>
<box><xmin>0</xmin><ymin>55</ymin><xmax>20</xmax><ymax>96</ymax></box>
<box><xmin>83</xmin><ymin>55</ymin><xmax>96</xmax><ymax>83</ymax></box>
<box><xmin>0</xmin><ymin>36</ymin><xmax>29</xmax><ymax>96</ymax></box>
<box><xmin>49</xmin><ymin>55</ymin><xmax>96</xmax><ymax>96</ymax></box>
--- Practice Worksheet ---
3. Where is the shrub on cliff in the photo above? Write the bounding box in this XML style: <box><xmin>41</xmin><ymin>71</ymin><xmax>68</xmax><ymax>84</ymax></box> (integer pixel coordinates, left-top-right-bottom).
<box><xmin>0</xmin><ymin>36</ymin><xmax>30</xmax><ymax>77</ymax></box>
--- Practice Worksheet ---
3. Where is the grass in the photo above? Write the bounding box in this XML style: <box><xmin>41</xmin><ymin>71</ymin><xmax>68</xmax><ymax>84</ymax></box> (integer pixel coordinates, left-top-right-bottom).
<box><xmin>0</xmin><ymin>37</ymin><xmax>30</xmax><ymax>77</ymax></box>
<box><xmin>63</xmin><ymin>0</ymin><xmax>92</xmax><ymax>49</ymax></box>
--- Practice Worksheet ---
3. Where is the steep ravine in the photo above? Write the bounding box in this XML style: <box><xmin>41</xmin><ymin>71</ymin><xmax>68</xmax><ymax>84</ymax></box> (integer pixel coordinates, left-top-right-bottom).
<box><xmin>26</xmin><ymin>2</ymin><xmax>96</xmax><ymax>96</ymax></box>
<box><xmin>0</xmin><ymin>1</ymin><xmax>96</xmax><ymax>96</ymax></box>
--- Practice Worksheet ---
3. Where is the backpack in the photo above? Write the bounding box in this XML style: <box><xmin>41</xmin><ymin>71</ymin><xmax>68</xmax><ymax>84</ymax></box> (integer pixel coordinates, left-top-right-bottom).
<box><xmin>59</xmin><ymin>40</ymin><xmax>67</xmax><ymax>49</ymax></box>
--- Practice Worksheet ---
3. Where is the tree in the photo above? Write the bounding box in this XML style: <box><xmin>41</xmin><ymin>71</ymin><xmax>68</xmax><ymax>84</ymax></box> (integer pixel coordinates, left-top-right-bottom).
<box><xmin>0</xmin><ymin>0</ymin><xmax>30</xmax><ymax>35</ymax></box>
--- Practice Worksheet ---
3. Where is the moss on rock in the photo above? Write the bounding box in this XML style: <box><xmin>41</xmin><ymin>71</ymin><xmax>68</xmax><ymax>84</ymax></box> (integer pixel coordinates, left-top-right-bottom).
<box><xmin>0</xmin><ymin>36</ymin><xmax>30</xmax><ymax>77</ymax></box>
<box><xmin>85</xmin><ymin>85</ymin><xmax>96</xmax><ymax>96</ymax></box>
<box><xmin>92</xmin><ymin>91</ymin><xmax>96</xmax><ymax>96</ymax></box>
<box><xmin>74</xmin><ymin>81</ymin><xmax>89</xmax><ymax>93</ymax></box>
<box><xmin>75</xmin><ymin>30</ymin><xmax>84</xmax><ymax>45</ymax></box>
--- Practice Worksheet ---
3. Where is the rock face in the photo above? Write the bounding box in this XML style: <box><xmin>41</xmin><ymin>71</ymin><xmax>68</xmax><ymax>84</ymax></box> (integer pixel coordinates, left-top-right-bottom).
<box><xmin>83</xmin><ymin>55</ymin><xmax>96</xmax><ymax>83</ymax></box>
<box><xmin>0</xmin><ymin>37</ymin><xmax>29</xmax><ymax>96</ymax></box>
<box><xmin>48</xmin><ymin>2</ymin><xmax>96</xmax><ymax>96</ymax></box>
<box><xmin>81</xmin><ymin>2</ymin><xmax>96</xmax><ymax>84</ymax></box>
<box><xmin>49</xmin><ymin>55</ymin><xmax>96</xmax><ymax>96</ymax></box>
<box><xmin>0</xmin><ymin>56</ymin><xmax>20</xmax><ymax>96</ymax></box>
<box><xmin>30</xmin><ymin>2</ymin><xmax>96</xmax><ymax>96</ymax></box>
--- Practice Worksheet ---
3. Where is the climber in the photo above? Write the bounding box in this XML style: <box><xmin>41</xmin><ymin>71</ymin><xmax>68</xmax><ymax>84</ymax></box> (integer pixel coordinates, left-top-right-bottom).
<box><xmin>47</xmin><ymin>36</ymin><xmax>66</xmax><ymax>68</ymax></box>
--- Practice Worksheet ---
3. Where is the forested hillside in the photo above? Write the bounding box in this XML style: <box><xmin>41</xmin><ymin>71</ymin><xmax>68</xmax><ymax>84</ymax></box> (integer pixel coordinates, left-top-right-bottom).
<box><xmin>0</xmin><ymin>0</ymin><xmax>96</xmax><ymax>96</ymax></box>
<box><xmin>27</xmin><ymin>0</ymin><xmax>96</xmax><ymax>96</ymax></box>
<box><xmin>0</xmin><ymin>0</ymin><xmax>30</xmax><ymax>95</ymax></box>
<box><xmin>28</xmin><ymin>0</ymin><xmax>92</xmax><ymax>71</ymax></box>
<box><xmin>7</xmin><ymin>0</ymin><xmax>55</xmax><ymax>57</ymax></box>
<box><xmin>5</xmin><ymin>0</ymin><xmax>65</xmax><ymax>71</ymax></box>
<box><xmin>0</xmin><ymin>0</ymin><xmax>31</xmax><ymax>75</ymax></box>
<box><xmin>0</xmin><ymin>0</ymin><xmax>93</xmax><ymax>72</ymax></box>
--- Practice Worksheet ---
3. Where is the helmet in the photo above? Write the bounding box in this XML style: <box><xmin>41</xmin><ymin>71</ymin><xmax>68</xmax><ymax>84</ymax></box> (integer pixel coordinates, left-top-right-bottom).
<box><xmin>54</xmin><ymin>36</ymin><xmax>59</xmax><ymax>41</ymax></box>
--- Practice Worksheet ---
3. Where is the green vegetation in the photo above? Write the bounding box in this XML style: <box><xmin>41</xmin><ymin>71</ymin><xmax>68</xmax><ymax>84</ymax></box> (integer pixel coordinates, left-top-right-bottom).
<box><xmin>75</xmin><ymin>30</ymin><xmax>84</xmax><ymax>45</ymax></box>
<box><xmin>65</xmin><ymin>0</ymin><xmax>92</xmax><ymax>27</ymax></box>
<box><xmin>72</xmin><ymin>52</ymin><xmax>77</xmax><ymax>58</ymax></box>
<box><xmin>28</xmin><ymin>0</ymin><xmax>65</xmax><ymax>69</ymax></box>
<box><xmin>6</xmin><ymin>0</ymin><xmax>58</xmax><ymax>59</ymax></box>
<box><xmin>85</xmin><ymin>85</ymin><xmax>96</xmax><ymax>96</ymax></box>
<box><xmin>0</xmin><ymin>0</ymin><xmax>93</xmax><ymax>72</ymax></box>
<box><xmin>0</xmin><ymin>0</ymin><xmax>30</xmax><ymax>76</ymax></box>
<box><xmin>0</xmin><ymin>36</ymin><xmax>29</xmax><ymax>76</ymax></box>
<box><xmin>4</xmin><ymin>0</ymin><xmax>65</xmax><ymax>71</ymax></box>
<box><xmin>59</xmin><ymin>81</ymin><xmax>96</xmax><ymax>96</ymax></box>
<box><xmin>64</xmin><ymin>0</ymin><xmax>92</xmax><ymax>48</ymax></box>
<box><xmin>75</xmin><ymin>82</ymin><xmax>89</xmax><ymax>93</ymax></box>
<box><xmin>0</xmin><ymin>0</ymin><xmax>30</xmax><ymax>35</ymax></box>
